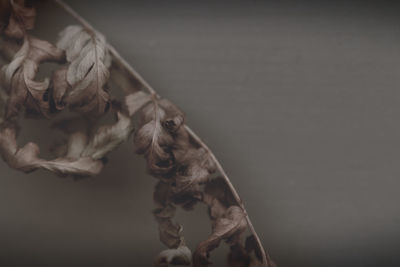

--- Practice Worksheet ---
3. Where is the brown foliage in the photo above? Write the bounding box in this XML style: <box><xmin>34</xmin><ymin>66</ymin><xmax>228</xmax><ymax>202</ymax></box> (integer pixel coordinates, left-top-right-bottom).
<box><xmin>0</xmin><ymin>1</ymin><xmax>271</xmax><ymax>266</ymax></box>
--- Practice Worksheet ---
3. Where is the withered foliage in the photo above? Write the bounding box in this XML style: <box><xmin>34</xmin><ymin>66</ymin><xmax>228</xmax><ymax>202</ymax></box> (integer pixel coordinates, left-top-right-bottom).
<box><xmin>3</xmin><ymin>36</ymin><xmax>64</xmax><ymax>118</ymax></box>
<box><xmin>54</xmin><ymin>25</ymin><xmax>111</xmax><ymax>115</ymax></box>
<box><xmin>131</xmin><ymin>97</ymin><xmax>265</xmax><ymax>266</ymax></box>
<box><xmin>0</xmin><ymin>0</ymin><xmax>133</xmax><ymax>176</ymax></box>
<box><xmin>0</xmin><ymin>1</ymin><xmax>271</xmax><ymax>266</ymax></box>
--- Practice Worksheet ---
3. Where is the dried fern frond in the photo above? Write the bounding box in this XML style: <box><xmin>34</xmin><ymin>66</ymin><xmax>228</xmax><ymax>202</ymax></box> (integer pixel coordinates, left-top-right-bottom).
<box><xmin>0</xmin><ymin>0</ymin><xmax>274</xmax><ymax>266</ymax></box>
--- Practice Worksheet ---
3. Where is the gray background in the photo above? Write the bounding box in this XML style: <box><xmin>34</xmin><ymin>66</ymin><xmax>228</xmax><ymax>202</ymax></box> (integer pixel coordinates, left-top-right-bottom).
<box><xmin>1</xmin><ymin>1</ymin><xmax>400</xmax><ymax>266</ymax></box>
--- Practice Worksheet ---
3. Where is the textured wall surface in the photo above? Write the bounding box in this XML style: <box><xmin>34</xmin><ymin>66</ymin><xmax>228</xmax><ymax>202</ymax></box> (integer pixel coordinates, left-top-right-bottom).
<box><xmin>1</xmin><ymin>1</ymin><xmax>400</xmax><ymax>266</ymax></box>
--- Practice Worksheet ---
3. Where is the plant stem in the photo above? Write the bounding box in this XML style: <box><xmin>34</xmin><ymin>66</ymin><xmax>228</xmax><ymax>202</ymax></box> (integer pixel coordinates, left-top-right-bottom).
<box><xmin>53</xmin><ymin>0</ymin><xmax>271</xmax><ymax>265</ymax></box>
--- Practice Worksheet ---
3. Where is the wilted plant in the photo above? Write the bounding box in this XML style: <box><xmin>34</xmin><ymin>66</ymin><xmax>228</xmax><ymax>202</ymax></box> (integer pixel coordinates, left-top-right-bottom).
<box><xmin>0</xmin><ymin>1</ymin><xmax>274</xmax><ymax>266</ymax></box>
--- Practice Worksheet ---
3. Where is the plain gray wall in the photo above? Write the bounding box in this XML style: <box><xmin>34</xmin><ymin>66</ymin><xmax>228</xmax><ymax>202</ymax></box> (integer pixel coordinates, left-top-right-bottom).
<box><xmin>1</xmin><ymin>1</ymin><xmax>400</xmax><ymax>266</ymax></box>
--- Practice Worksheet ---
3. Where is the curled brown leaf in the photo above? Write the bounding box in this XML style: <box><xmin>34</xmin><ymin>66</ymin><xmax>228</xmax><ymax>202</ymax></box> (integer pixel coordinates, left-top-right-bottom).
<box><xmin>3</xmin><ymin>0</ymin><xmax>35</xmax><ymax>39</ymax></box>
<box><xmin>51</xmin><ymin>66</ymin><xmax>69</xmax><ymax>111</ymax></box>
<box><xmin>193</xmin><ymin>206</ymin><xmax>247</xmax><ymax>267</ymax></box>
<box><xmin>154</xmin><ymin>205</ymin><xmax>184</xmax><ymax>249</ymax></box>
<box><xmin>153</xmin><ymin>181</ymin><xmax>185</xmax><ymax>249</ymax></box>
<box><xmin>53</xmin><ymin>111</ymin><xmax>133</xmax><ymax>160</ymax></box>
<box><xmin>0</xmin><ymin>126</ymin><xmax>103</xmax><ymax>176</ymax></box>
<box><xmin>55</xmin><ymin>25</ymin><xmax>111</xmax><ymax>116</ymax></box>
<box><xmin>1</xmin><ymin>35</ymin><xmax>64</xmax><ymax>119</ymax></box>
<box><xmin>171</xmin><ymin>147</ymin><xmax>216</xmax><ymax>210</ymax></box>
<box><xmin>81</xmin><ymin>112</ymin><xmax>133</xmax><ymax>159</ymax></box>
<box><xmin>134</xmin><ymin>100</ymin><xmax>175</xmax><ymax>176</ymax></box>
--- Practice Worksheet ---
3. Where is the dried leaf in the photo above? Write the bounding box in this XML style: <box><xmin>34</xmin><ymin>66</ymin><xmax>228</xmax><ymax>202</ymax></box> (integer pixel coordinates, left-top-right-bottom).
<box><xmin>1</xmin><ymin>35</ymin><xmax>64</xmax><ymax>119</ymax></box>
<box><xmin>39</xmin><ymin>156</ymin><xmax>103</xmax><ymax>176</ymax></box>
<box><xmin>193</xmin><ymin>179</ymin><xmax>246</xmax><ymax>267</ymax></box>
<box><xmin>134</xmin><ymin>98</ymin><xmax>188</xmax><ymax>178</ymax></box>
<box><xmin>51</xmin><ymin>66</ymin><xmax>69</xmax><ymax>111</ymax></box>
<box><xmin>158</xmin><ymin>99</ymin><xmax>184</xmax><ymax>133</ymax></box>
<box><xmin>1</xmin><ymin>5</ymin><xmax>270</xmax><ymax>265</ymax></box>
<box><xmin>203</xmin><ymin>177</ymin><xmax>237</xmax><ymax>216</ymax></box>
<box><xmin>0</xmin><ymin>126</ymin><xmax>31</xmax><ymax>171</ymax></box>
<box><xmin>3</xmin><ymin>0</ymin><xmax>35</xmax><ymax>39</ymax></box>
<box><xmin>50</xmin><ymin>115</ymin><xmax>90</xmax><ymax>159</ymax></box>
<box><xmin>155</xmin><ymin>246</ymin><xmax>192</xmax><ymax>267</ymax></box>
<box><xmin>65</xmin><ymin>131</ymin><xmax>88</xmax><ymax>158</ymax></box>
<box><xmin>154</xmin><ymin>180</ymin><xmax>171</xmax><ymax>208</ymax></box>
<box><xmin>52</xmin><ymin>110</ymin><xmax>132</xmax><ymax>161</ymax></box>
<box><xmin>0</xmin><ymin>127</ymin><xmax>103</xmax><ymax>176</ymax></box>
<box><xmin>81</xmin><ymin>112</ymin><xmax>133</xmax><ymax>159</ymax></box>
<box><xmin>56</xmin><ymin>25</ymin><xmax>111</xmax><ymax>115</ymax></box>
<box><xmin>153</xmin><ymin>182</ymin><xmax>185</xmax><ymax>249</ymax></box>
<box><xmin>171</xmin><ymin>147</ymin><xmax>216</xmax><ymax>210</ymax></box>
<box><xmin>137</xmin><ymin>99</ymin><xmax>183</xmax><ymax>130</ymax></box>
<box><xmin>154</xmin><ymin>204</ymin><xmax>185</xmax><ymax>249</ymax></box>
<box><xmin>134</xmin><ymin>101</ymin><xmax>175</xmax><ymax>176</ymax></box>
<box><xmin>125</xmin><ymin>91</ymin><xmax>152</xmax><ymax>116</ymax></box>
<box><xmin>193</xmin><ymin>206</ymin><xmax>247</xmax><ymax>267</ymax></box>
